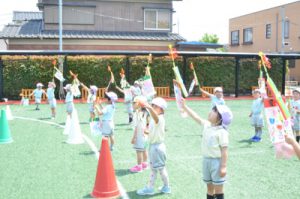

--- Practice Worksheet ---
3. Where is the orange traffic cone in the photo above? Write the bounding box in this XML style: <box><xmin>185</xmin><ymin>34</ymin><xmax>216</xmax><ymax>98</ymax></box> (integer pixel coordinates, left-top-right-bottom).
<box><xmin>91</xmin><ymin>138</ymin><xmax>120</xmax><ymax>198</ymax></box>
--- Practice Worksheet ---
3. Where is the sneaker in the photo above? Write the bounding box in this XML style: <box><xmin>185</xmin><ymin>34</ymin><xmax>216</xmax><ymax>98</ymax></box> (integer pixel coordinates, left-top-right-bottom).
<box><xmin>253</xmin><ymin>137</ymin><xmax>262</xmax><ymax>142</ymax></box>
<box><xmin>136</xmin><ymin>187</ymin><xmax>155</xmax><ymax>195</ymax></box>
<box><xmin>159</xmin><ymin>185</ymin><xmax>171</xmax><ymax>194</ymax></box>
<box><xmin>141</xmin><ymin>162</ymin><xmax>148</xmax><ymax>170</ymax></box>
<box><xmin>36</xmin><ymin>107</ymin><xmax>40</xmax><ymax>110</ymax></box>
<box><xmin>130</xmin><ymin>165</ymin><xmax>143</xmax><ymax>173</ymax></box>
<box><xmin>250</xmin><ymin>136</ymin><xmax>258</xmax><ymax>142</ymax></box>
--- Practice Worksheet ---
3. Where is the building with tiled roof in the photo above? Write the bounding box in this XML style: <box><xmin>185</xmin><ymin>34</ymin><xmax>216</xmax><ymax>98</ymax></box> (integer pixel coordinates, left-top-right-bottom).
<box><xmin>0</xmin><ymin>0</ymin><xmax>185</xmax><ymax>51</ymax></box>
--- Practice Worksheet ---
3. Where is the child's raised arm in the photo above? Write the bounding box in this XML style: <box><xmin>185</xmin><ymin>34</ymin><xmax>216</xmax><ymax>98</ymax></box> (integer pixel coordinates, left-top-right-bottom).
<box><xmin>182</xmin><ymin>98</ymin><xmax>206</xmax><ymax>125</ymax></box>
<box><xmin>115</xmin><ymin>85</ymin><xmax>124</xmax><ymax>94</ymax></box>
<box><xmin>200</xmin><ymin>88</ymin><xmax>213</xmax><ymax>98</ymax></box>
<box><xmin>80</xmin><ymin>82</ymin><xmax>89</xmax><ymax>91</ymax></box>
<box><xmin>144</xmin><ymin>103</ymin><xmax>159</xmax><ymax>124</ymax></box>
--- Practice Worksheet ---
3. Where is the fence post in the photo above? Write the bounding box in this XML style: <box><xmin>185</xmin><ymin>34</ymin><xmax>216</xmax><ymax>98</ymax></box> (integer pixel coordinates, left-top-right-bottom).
<box><xmin>0</xmin><ymin>57</ymin><xmax>3</xmax><ymax>99</ymax></box>
<box><xmin>235</xmin><ymin>57</ymin><xmax>240</xmax><ymax>98</ymax></box>
<box><xmin>281</xmin><ymin>58</ymin><xmax>286</xmax><ymax>95</ymax></box>
<box><xmin>125</xmin><ymin>56</ymin><xmax>130</xmax><ymax>82</ymax></box>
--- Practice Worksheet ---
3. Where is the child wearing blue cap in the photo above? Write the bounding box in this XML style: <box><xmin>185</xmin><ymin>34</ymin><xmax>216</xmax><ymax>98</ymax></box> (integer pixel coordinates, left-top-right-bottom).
<box><xmin>182</xmin><ymin>99</ymin><xmax>233</xmax><ymax>199</ymax></box>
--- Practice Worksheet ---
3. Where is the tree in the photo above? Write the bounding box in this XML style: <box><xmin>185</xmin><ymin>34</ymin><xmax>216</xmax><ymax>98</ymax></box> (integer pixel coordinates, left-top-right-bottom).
<box><xmin>200</xmin><ymin>33</ymin><xmax>219</xmax><ymax>44</ymax></box>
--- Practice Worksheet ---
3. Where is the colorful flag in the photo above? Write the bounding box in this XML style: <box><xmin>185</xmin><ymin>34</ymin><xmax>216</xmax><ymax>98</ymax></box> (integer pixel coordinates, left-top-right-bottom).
<box><xmin>188</xmin><ymin>79</ymin><xmax>196</xmax><ymax>95</ymax></box>
<box><xmin>174</xmin><ymin>83</ymin><xmax>187</xmax><ymax>118</ymax></box>
<box><xmin>141</xmin><ymin>75</ymin><xmax>156</xmax><ymax>98</ymax></box>
<box><xmin>54</xmin><ymin>69</ymin><xmax>65</xmax><ymax>82</ymax></box>
<box><xmin>264</xmin><ymin>99</ymin><xmax>295</xmax><ymax>158</ymax></box>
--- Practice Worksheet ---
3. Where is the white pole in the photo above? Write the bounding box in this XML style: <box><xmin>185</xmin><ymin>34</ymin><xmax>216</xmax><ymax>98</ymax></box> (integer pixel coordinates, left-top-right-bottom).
<box><xmin>59</xmin><ymin>0</ymin><xmax>63</xmax><ymax>51</ymax></box>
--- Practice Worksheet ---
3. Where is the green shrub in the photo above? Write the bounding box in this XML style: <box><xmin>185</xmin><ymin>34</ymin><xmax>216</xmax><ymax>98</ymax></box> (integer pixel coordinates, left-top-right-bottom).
<box><xmin>2</xmin><ymin>55</ymin><xmax>283</xmax><ymax>99</ymax></box>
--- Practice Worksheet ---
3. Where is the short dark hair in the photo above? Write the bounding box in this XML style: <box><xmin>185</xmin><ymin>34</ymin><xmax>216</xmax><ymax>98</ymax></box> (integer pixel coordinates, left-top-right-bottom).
<box><xmin>212</xmin><ymin>106</ymin><xmax>222</xmax><ymax>126</ymax></box>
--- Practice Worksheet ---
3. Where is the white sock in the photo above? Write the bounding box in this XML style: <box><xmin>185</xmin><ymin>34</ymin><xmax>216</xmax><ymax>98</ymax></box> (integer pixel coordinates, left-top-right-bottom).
<box><xmin>159</xmin><ymin>168</ymin><xmax>169</xmax><ymax>187</ymax></box>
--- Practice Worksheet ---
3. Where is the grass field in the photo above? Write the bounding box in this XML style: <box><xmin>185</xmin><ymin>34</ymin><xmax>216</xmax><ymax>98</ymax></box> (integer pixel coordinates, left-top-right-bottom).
<box><xmin>1</xmin><ymin>100</ymin><xmax>300</xmax><ymax>199</ymax></box>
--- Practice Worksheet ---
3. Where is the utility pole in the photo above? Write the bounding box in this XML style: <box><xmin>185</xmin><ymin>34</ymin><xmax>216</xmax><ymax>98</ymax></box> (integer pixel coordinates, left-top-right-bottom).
<box><xmin>59</xmin><ymin>0</ymin><xmax>63</xmax><ymax>51</ymax></box>
<box><xmin>58</xmin><ymin>0</ymin><xmax>65</xmax><ymax>99</ymax></box>
<box><xmin>281</xmin><ymin>6</ymin><xmax>285</xmax><ymax>53</ymax></box>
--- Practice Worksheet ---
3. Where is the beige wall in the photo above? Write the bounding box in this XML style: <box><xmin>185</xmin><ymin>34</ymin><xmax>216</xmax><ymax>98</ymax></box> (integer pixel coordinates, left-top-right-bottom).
<box><xmin>229</xmin><ymin>1</ymin><xmax>300</xmax><ymax>81</ymax></box>
<box><xmin>8</xmin><ymin>38</ymin><xmax>175</xmax><ymax>51</ymax></box>
<box><xmin>42</xmin><ymin>0</ymin><xmax>172</xmax><ymax>32</ymax></box>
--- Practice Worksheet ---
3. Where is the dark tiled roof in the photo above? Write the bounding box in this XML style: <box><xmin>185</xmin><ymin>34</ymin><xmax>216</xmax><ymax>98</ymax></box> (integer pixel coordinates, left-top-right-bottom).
<box><xmin>13</xmin><ymin>11</ymin><xmax>43</xmax><ymax>21</ymax></box>
<box><xmin>0</xmin><ymin>19</ymin><xmax>185</xmax><ymax>41</ymax></box>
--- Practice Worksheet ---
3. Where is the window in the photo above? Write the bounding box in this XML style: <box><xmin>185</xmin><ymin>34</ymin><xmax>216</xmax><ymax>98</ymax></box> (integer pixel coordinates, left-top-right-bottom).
<box><xmin>243</xmin><ymin>28</ymin><xmax>253</xmax><ymax>44</ymax></box>
<box><xmin>266</xmin><ymin>24</ymin><xmax>271</xmax><ymax>39</ymax></box>
<box><xmin>231</xmin><ymin>30</ymin><xmax>239</xmax><ymax>45</ymax></box>
<box><xmin>284</xmin><ymin>20</ymin><xmax>290</xmax><ymax>39</ymax></box>
<box><xmin>144</xmin><ymin>9</ymin><xmax>170</xmax><ymax>30</ymax></box>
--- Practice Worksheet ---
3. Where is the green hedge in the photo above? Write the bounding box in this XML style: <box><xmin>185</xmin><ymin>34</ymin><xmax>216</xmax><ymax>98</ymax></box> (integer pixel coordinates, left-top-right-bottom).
<box><xmin>2</xmin><ymin>55</ymin><xmax>283</xmax><ymax>99</ymax></box>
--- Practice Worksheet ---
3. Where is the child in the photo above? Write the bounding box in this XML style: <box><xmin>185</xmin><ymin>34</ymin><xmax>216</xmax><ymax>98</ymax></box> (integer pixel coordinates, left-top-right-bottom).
<box><xmin>182</xmin><ymin>99</ymin><xmax>233</xmax><ymax>199</ymax></box>
<box><xmin>116</xmin><ymin>84</ymin><xmax>134</xmax><ymax>124</ymax></box>
<box><xmin>94</xmin><ymin>91</ymin><xmax>118</xmax><ymax>151</ymax></box>
<box><xmin>291</xmin><ymin>88</ymin><xmax>300</xmax><ymax>143</ymax></box>
<box><xmin>29</xmin><ymin>83</ymin><xmax>46</xmax><ymax>110</ymax></box>
<box><xmin>132</xmin><ymin>81</ymin><xmax>142</xmax><ymax>98</ymax></box>
<box><xmin>47</xmin><ymin>82</ymin><xmax>56</xmax><ymax>119</ymax></box>
<box><xmin>137</xmin><ymin>97</ymin><xmax>170</xmax><ymax>195</ymax></box>
<box><xmin>81</xmin><ymin>83</ymin><xmax>98</xmax><ymax>121</ymax></box>
<box><xmin>200</xmin><ymin>87</ymin><xmax>225</xmax><ymax>107</ymax></box>
<box><xmin>64</xmin><ymin>84</ymin><xmax>74</xmax><ymax>117</ymax></box>
<box><xmin>285</xmin><ymin>134</ymin><xmax>300</xmax><ymax>159</ymax></box>
<box><xmin>130</xmin><ymin>96</ymin><xmax>149</xmax><ymax>173</ymax></box>
<box><xmin>249</xmin><ymin>89</ymin><xmax>264</xmax><ymax>142</ymax></box>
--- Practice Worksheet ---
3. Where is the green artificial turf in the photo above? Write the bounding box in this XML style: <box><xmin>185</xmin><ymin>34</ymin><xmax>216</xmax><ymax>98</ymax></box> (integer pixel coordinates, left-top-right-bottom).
<box><xmin>0</xmin><ymin>100</ymin><xmax>300</xmax><ymax>199</ymax></box>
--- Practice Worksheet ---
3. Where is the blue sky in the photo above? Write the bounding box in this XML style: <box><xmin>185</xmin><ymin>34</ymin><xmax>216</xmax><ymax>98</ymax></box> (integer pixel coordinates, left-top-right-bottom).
<box><xmin>0</xmin><ymin>0</ymin><xmax>297</xmax><ymax>44</ymax></box>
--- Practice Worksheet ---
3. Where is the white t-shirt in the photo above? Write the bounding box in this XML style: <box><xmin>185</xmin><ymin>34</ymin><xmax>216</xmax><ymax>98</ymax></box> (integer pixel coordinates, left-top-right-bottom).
<box><xmin>148</xmin><ymin>114</ymin><xmax>165</xmax><ymax>144</ymax></box>
<box><xmin>202</xmin><ymin>121</ymin><xmax>229</xmax><ymax>158</ymax></box>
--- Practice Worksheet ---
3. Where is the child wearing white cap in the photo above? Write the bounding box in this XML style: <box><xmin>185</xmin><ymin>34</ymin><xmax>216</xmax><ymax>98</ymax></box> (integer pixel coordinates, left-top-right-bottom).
<box><xmin>249</xmin><ymin>89</ymin><xmax>264</xmax><ymax>142</ymax></box>
<box><xmin>81</xmin><ymin>82</ymin><xmax>98</xmax><ymax>121</ymax></box>
<box><xmin>64</xmin><ymin>84</ymin><xmax>74</xmax><ymax>117</ymax></box>
<box><xmin>116</xmin><ymin>84</ymin><xmax>134</xmax><ymax>124</ymax></box>
<box><xmin>129</xmin><ymin>96</ymin><xmax>150</xmax><ymax>173</ymax></box>
<box><xmin>47</xmin><ymin>82</ymin><xmax>57</xmax><ymax>119</ymax></box>
<box><xmin>182</xmin><ymin>99</ymin><xmax>233</xmax><ymax>199</ymax></box>
<box><xmin>29</xmin><ymin>83</ymin><xmax>46</xmax><ymax>110</ymax></box>
<box><xmin>94</xmin><ymin>91</ymin><xmax>118</xmax><ymax>151</ymax></box>
<box><xmin>200</xmin><ymin>87</ymin><xmax>225</xmax><ymax>107</ymax></box>
<box><xmin>291</xmin><ymin>88</ymin><xmax>300</xmax><ymax>143</ymax></box>
<box><xmin>137</xmin><ymin>97</ymin><xmax>171</xmax><ymax>195</ymax></box>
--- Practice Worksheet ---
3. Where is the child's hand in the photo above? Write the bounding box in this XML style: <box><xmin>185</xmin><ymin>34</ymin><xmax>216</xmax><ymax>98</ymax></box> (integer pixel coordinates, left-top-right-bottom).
<box><xmin>285</xmin><ymin>134</ymin><xmax>296</xmax><ymax>145</ymax></box>
<box><xmin>219</xmin><ymin>166</ymin><xmax>227</xmax><ymax>177</ymax></box>
<box><xmin>143</xmin><ymin>102</ymin><xmax>151</xmax><ymax>109</ymax></box>
<box><xmin>131</xmin><ymin>137</ymin><xmax>136</xmax><ymax>144</ymax></box>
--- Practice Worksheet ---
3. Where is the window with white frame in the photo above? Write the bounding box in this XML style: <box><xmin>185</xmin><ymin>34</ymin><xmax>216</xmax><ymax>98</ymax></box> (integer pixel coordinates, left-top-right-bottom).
<box><xmin>231</xmin><ymin>30</ymin><xmax>239</xmax><ymax>45</ymax></box>
<box><xmin>144</xmin><ymin>9</ymin><xmax>170</xmax><ymax>30</ymax></box>
<box><xmin>284</xmin><ymin>20</ymin><xmax>289</xmax><ymax>39</ymax></box>
<box><xmin>266</xmin><ymin>24</ymin><xmax>271</xmax><ymax>39</ymax></box>
<box><xmin>243</xmin><ymin>28</ymin><xmax>253</xmax><ymax>44</ymax></box>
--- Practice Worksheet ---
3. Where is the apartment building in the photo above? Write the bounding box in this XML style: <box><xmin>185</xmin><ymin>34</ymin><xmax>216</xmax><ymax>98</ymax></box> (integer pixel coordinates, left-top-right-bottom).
<box><xmin>229</xmin><ymin>1</ymin><xmax>300</xmax><ymax>81</ymax></box>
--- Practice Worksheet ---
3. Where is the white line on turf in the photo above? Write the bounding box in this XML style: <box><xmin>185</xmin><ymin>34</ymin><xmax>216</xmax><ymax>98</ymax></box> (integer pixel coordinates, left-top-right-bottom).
<box><xmin>14</xmin><ymin>116</ymin><xmax>130</xmax><ymax>199</ymax></box>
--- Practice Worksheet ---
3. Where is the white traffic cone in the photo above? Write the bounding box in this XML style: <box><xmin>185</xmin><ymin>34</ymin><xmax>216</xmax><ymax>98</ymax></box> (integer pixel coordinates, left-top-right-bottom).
<box><xmin>66</xmin><ymin>108</ymin><xmax>84</xmax><ymax>144</ymax></box>
<box><xmin>6</xmin><ymin>105</ymin><xmax>13</xmax><ymax>120</ymax></box>
<box><xmin>63</xmin><ymin>115</ymin><xmax>71</xmax><ymax>135</ymax></box>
